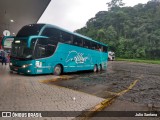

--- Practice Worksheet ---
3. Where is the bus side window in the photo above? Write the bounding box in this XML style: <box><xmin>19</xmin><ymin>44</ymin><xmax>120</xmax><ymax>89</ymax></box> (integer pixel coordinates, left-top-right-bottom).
<box><xmin>83</xmin><ymin>40</ymin><xmax>90</xmax><ymax>49</ymax></box>
<box><xmin>34</xmin><ymin>38</ymin><xmax>48</xmax><ymax>59</ymax></box>
<box><xmin>100</xmin><ymin>46</ymin><xmax>104</xmax><ymax>52</ymax></box>
<box><xmin>42</xmin><ymin>28</ymin><xmax>60</xmax><ymax>42</ymax></box>
<box><xmin>60</xmin><ymin>31</ymin><xmax>72</xmax><ymax>44</ymax></box>
<box><xmin>73</xmin><ymin>36</ymin><xmax>83</xmax><ymax>47</ymax></box>
<box><xmin>103</xmin><ymin>46</ymin><xmax>108</xmax><ymax>53</ymax></box>
<box><xmin>97</xmin><ymin>44</ymin><xmax>102</xmax><ymax>51</ymax></box>
<box><xmin>35</xmin><ymin>45</ymin><xmax>46</xmax><ymax>59</ymax></box>
<box><xmin>46</xmin><ymin>40</ymin><xmax>56</xmax><ymax>57</ymax></box>
<box><xmin>91</xmin><ymin>42</ymin><xmax>97</xmax><ymax>50</ymax></box>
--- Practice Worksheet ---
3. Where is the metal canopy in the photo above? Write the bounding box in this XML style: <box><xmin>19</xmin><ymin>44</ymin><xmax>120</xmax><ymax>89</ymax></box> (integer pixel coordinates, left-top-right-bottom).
<box><xmin>0</xmin><ymin>0</ymin><xmax>51</xmax><ymax>36</ymax></box>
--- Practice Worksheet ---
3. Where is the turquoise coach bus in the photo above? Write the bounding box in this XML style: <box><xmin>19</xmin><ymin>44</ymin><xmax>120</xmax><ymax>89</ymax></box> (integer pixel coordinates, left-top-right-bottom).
<box><xmin>2</xmin><ymin>24</ymin><xmax>108</xmax><ymax>75</ymax></box>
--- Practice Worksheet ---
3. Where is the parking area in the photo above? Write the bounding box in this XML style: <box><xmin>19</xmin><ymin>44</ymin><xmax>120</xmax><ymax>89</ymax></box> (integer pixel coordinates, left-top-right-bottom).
<box><xmin>46</xmin><ymin>61</ymin><xmax>160</xmax><ymax>108</ymax></box>
<box><xmin>0</xmin><ymin>61</ymin><xmax>160</xmax><ymax>120</ymax></box>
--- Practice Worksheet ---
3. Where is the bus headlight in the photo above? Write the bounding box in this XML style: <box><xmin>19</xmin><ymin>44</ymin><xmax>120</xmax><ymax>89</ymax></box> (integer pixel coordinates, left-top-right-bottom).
<box><xmin>22</xmin><ymin>64</ymin><xmax>32</xmax><ymax>68</ymax></box>
<box><xmin>10</xmin><ymin>63</ymin><xmax>13</xmax><ymax>66</ymax></box>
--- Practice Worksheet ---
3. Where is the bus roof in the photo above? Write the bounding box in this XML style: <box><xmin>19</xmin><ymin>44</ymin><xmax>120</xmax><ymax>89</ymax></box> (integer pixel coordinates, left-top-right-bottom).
<box><xmin>26</xmin><ymin>23</ymin><xmax>107</xmax><ymax>46</ymax></box>
<box><xmin>42</xmin><ymin>24</ymin><xmax>108</xmax><ymax>47</ymax></box>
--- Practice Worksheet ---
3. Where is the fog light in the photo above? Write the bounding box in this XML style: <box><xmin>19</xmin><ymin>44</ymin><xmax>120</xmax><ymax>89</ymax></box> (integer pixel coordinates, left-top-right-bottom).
<box><xmin>10</xmin><ymin>63</ymin><xmax>12</xmax><ymax>66</ymax></box>
<box><xmin>27</xmin><ymin>70</ymin><xmax>31</xmax><ymax>73</ymax></box>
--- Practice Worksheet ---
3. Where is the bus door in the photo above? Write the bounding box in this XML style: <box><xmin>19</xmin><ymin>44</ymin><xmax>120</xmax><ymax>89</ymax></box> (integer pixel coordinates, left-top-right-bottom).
<box><xmin>34</xmin><ymin>38</ymin><xmax>57</xmax><ymax>74</ymax></box>
<box><xmin>44</xmin><ymin>42</ymin><xmax>57</xmax><ymax>73</ymax></box>
<box><xmin>34</xmin><ymin>39</ymin><xmax>48</xmax><ymax>74</ymax></box>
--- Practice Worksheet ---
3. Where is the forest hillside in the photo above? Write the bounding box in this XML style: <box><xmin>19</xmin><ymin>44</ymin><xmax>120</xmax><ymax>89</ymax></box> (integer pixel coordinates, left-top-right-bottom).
<box><xmin>76</xmin><ymin>0</ymin><xmax>160</xmax><ymax>59</ymax></box>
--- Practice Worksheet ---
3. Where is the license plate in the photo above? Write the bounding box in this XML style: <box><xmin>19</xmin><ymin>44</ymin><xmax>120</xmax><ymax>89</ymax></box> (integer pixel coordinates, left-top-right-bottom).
<box><xmin>14</xmin><ymin>68</ymin><xmax>18</xmax><ymax>71</ymax></box>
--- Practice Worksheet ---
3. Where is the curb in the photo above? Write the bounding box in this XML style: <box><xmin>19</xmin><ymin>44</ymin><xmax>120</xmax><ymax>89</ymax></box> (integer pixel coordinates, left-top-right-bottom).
<box><xmin>74</xmin><ymin>80</ymin><xmax>139</xmax><ymax>120</ymax></box>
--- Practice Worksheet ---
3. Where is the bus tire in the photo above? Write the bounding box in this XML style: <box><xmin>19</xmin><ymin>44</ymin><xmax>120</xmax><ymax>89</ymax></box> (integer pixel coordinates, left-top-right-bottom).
<box><xmin>54</xmin><ymin>64</ymin><xmax>62</xmax><ymax>76</ymax></box>
<box><xmin>93</xmin><ymin>65</ymin><xmax>98</xmax><ymax>72</ymax></box>
<box><xmin>99</xmin><ymin>64</ymin><xmax>102</xmax><ymax>71</ymax></box>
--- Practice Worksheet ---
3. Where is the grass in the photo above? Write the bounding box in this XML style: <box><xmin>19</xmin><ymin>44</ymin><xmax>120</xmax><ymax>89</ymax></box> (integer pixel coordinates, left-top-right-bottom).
<box><xmin>116</xmin><ymin>58</ymin><xmax>160</xmax><ymax>64</ymax></box>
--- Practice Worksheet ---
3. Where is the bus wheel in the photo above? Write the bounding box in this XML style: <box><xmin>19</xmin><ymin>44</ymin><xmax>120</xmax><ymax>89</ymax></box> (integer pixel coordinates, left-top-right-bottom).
<box><xmin>54</xmin><ymin>65</ymin><xmax>62</xmax><ymax>76</ymax></box>
<box><xmin>93</xmin><ymin>65</ymin><xmax>98</xmax><ymax>72</ymax></box>
<box><xmin>99</xmin><ymin>64</ymin><xmax>102</xmax><ymax>71</ymax></box>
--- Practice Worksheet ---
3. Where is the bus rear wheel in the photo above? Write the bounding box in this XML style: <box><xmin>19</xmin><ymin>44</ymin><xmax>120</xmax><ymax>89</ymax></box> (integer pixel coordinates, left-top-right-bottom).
<box><xmin>54</xmin><ymin>65</ymin><xmax>62</xmax><ymax>76</ymax></box>
<box><xmin>99</xmin><ymin>64</ymin><xmax>102</xmax><ymax>71</ymax></box>
<box><xmin>100</xmin><ymin>64</ymin><xmax>103</xmax><ymax>71</ymax></box>
<box><xmin>93</xmin><ymin>65</ymin><xmax>98</xmax><ymax>72</ymax></box>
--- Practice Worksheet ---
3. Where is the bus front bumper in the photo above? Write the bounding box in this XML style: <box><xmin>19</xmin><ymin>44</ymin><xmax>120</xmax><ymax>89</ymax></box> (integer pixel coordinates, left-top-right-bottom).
<box><xmin>10</xmin><ymin>65</ymin><xmax>34</xmax><ymax>75</ymax></box>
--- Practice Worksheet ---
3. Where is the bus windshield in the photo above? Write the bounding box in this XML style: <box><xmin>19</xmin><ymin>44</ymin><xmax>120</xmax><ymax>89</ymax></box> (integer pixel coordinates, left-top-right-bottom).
<box><xmin>11</xmin><ymin>39</ymin><xmax>36</xmax><ymax>59</ymax></box>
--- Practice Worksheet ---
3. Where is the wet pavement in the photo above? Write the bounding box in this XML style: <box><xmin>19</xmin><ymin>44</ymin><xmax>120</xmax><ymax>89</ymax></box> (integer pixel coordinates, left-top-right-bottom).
<box><xmin>0</xmin><ymin>61</ymin><xmax>160</xmax><ymax>120</ymax></box>
<box><xmin>41</xmin><ymin>61</ymin><xmax>160</xmax><ymax>119</ymax></box>
<box><xmin>0</xmin><ymin>64</ymin><xmax>105</xmax><ymax>120</ymax></box>
<box><xmin>45</xmin><ymin>61</ymin><xmax>160</xmax><ymax>107</ymax></box>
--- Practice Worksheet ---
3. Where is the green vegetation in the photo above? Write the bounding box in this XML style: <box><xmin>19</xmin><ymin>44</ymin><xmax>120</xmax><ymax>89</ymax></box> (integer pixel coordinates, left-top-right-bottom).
<box><xmin>76</xmin><ymin>0</ymin><xmax>160</xmax><ymax>60</ymax></box>
<box><xmin>116</xmin><ymin>58</ymin><xmax>160</xmax><ymax>64</ymax></box>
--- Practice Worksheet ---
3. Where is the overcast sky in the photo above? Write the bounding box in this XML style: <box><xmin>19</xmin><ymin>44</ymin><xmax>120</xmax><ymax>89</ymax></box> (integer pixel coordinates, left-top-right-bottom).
<box><xmin>38</xmin><ymin>0</ymin><xmax>149</xmax><ymax>31</ymax></box>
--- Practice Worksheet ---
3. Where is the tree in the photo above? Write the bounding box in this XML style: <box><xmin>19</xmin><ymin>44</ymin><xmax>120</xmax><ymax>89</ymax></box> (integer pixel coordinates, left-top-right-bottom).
<box><xmin>105</xmin><ymin>26</ymin><xmax>117</xmax><ymax>51</ymax></box>
<box><xmin>107</xmin><ymin>0</ymin><xmax>125</xmax><ymax>11</ymax></box>
<box><xmin>96</xmin><ymin>29</ymin><xmax>106</xmax><ymax>42</ymax></box>
<box><xmin>76</xmin><ymin>0</ymin><xmax>160</xmax><ymax>59</ymax></box>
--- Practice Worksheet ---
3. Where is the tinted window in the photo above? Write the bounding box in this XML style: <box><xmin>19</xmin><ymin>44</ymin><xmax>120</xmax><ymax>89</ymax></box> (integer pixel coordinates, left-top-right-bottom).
<box><xmin>34</xmin><ymin>39</ymin><xmax>47</xmax><ymax>59</ymax></box>
<box><xmin>60</xmin><ymin>31</ymin><xmax>72</xmax><ymax>44</ymax></box>
<box><xmin>100</xmin><ymin>45</ymin><xmax>104</xmax><ymax>52</ymax></box>
<box><xmin>11</xmin><ymin>39</ymin><xmax>36</xmax><ymax>60</ymax></box>
<box><xmin>42</xmin><ymin>28</ymin><xmax>60</xmax><ymax>38</ymax></box>
<box><xmin>42</xmin><ymin>28</ymin><xmax>60</xmax><ymax>43</ymax></box>
<box><xmin>16</xmin><ymin>24</ymin><xmax>45</xmax><ymax>37</ymax></box>
<box><xmin>91</xmin><ymin>42</ymin><xmax>97</xmax><ymax>50</ymax></box>
<box><xmin>73</xmin><ymin>36</ymin><xmax>83</xmax><ymax>47</ymax></box>
<box><xmin>97</xmin><ymin>44</ymin><xmax>103</xmax><ymax>51</ymax></box>
<box><xmin>103</xmin><ymin>46</ymin><xmax>108</xmax><ymax>52</ymax></box>
<box><xmin>34</xmin><ymin>38</ymin><xmax>56</xmax><ymax>59</ymax></box>
<box><xmin>83</xmin><ymin>40</ymin><xmax>91</xmax><ymax>49</ymax></box>
<box><xmin>46</xmin><ymin>40</ymin><xmax>56</xmax><ymax>57</ymax></box>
